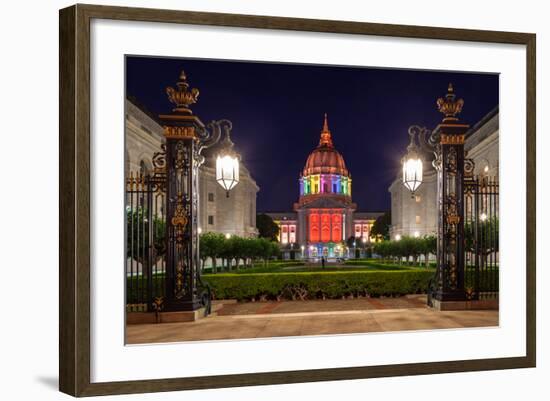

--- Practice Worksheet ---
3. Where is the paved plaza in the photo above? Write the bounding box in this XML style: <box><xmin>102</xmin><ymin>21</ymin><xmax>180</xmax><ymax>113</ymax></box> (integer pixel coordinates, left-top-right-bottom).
<box><xmin>126</xmin><ymin>295</ymin><xmax>499</xmax><ymax>344</ymax></box>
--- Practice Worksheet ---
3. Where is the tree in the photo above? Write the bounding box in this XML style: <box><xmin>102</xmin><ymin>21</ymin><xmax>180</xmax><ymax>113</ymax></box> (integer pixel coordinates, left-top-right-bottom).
<box><xmin>373</xmin><ymin>240</ymin><xmax>390</xmax><ymax>263</ymax></box>
<box><xmin>255</xmin><ymin>237</ymin><xmax>277</xmax><ymax>266</ymax></box>
<box><xmin>199</xmin><ymin>232</ymin><xmax>224</xmax><ymax>273</ymax></box>
<box><xmin>346</xmin><ymin>236</ymin><xmax>357</xmax><ymax>249</ymax></box>
<box><xmin>365</xmin><ymin>246</ymin><xmax>373</xmax><ymax>259</ymax></box>
<box><xmin>126</xmin><ymin>207</ymin><xmax>165</xmax><ymax>264</ymax></box>
<box><xmin>244</xmin><ymin>237</ymin><xmax>262</xmax><ymax>267</ymax></box>
<box><xmin>229</xmin><ymin>236</ymin><xmax>248</xmax><ymax>269</ymax></box>
<box><xmin>371</xmin><ymin>211</ymin><xmax>391</xmax><ymax>241</ymax></box>
<box><xmin>465</xmin><ymin>217</ymin><xmax>499</xmax><ymax>255</ymax></box>
<box><xmin>256</xmin><ymin>214</ymin><xmax>280</xmax><ymax>241</ymax></box>
<box><xmin>420</xmin><ymin>235</ymin><xmax>437</xmax><ymax>268</ymax></box>
<box><xmin>270</xmin><ymin>241</ymin><xmax>281</xmax><ymax>260</ymax></box>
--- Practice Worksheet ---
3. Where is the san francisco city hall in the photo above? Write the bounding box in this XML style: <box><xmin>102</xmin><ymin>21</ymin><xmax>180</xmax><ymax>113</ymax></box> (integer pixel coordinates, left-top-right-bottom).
<box><xmin>264</xmin><ymin>115</ymin><xmax>383</xmax><ymax>259</ymax></box>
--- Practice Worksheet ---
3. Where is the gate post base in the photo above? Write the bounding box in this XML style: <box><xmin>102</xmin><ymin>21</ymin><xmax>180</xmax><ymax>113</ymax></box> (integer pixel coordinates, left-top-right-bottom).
<box><xmin>163</xmin><ymin>298</ymin><xmax>203</xmax><ymax>313</ymax></box>
<box><xmin>431</xmin><ymin>299</ymin><xmax>499</xmax><ymax>311</ymax></box>
<box><xmin>127</xmin><ymin>307</ymin><xmax>207</xmax><ymax>325</ymax></box>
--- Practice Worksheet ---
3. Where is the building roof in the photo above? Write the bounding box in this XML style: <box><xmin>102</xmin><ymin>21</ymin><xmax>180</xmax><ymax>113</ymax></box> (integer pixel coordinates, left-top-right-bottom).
<box><xmin>464</xmin><ymin>106</ymin><xmax>499</xmax><ymax>151</ymax></box>
<box><xmin>354</xmin><ymin>211</ymin><xmax>386</xmax><ymax>220</ymax></box>
<box><xmin>261</xmin><ymin>212</ymin><xmax>297</xmax><ymax>221</ymax></box>
<box><xmin>302</xmin><ymin>114</ymin><xmax>350</xmax><ymax>177</ymax></box>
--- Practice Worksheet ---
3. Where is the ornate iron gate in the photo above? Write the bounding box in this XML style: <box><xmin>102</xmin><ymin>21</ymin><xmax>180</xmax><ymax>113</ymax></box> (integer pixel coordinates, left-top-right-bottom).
<box><xmin>464</xmin><ymin>175</ymin><xmax>499</xmax><ymax>300</ymax></box>
<box><xmin>126</xmin><ymin>149</ymin><xmax>167</xmax><ymax>312</ymax></box>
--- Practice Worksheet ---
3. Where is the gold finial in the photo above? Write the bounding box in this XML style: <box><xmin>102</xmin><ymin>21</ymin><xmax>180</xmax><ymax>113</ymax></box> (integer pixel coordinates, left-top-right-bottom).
<box><xmin>437</xmin><ymin>83</ymin><xmax>464</xmax><ymax>122</ymax></box>
<box><xmin>166</xmin><ymin>70</ymin><xmax>199</xmax><ymax>114</ymax></box>
<box><xmin>319</xmin><ymin>113</ymin><xmax>334</xmax><ymax>148</ymax></box>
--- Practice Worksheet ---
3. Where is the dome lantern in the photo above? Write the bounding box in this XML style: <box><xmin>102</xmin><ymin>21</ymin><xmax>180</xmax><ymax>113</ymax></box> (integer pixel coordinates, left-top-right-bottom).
<box><xmin>318</xmin><ymin>113</ymin><xmax>334</xmax><ymax>148</ymax></box>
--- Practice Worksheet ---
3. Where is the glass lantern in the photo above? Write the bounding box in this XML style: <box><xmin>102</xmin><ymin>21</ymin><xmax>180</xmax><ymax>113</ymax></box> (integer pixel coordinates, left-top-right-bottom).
<box><xmin>215</xmin><ymin>128</ymin><xmax>240</xmax><ymax>197</ymax></box>
<box><xmin>402</xmin><ymin>135</ymin><xmax>423</xmax><ymax>195</ymax></box>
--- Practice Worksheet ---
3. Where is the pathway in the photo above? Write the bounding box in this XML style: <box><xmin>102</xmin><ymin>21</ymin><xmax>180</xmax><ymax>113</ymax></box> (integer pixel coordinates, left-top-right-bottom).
<box><xmin>126</xmin><ymin>295</ymin><xmax>498</xmax><ymax>344</ymax></box>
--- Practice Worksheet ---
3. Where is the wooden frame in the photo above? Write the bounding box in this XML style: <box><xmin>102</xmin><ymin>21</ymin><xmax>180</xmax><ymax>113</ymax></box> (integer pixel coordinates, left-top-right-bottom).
<box><xmin>59</xmin><ymin>3</ymin><xmax>536</xmax><ymax>397</ymax></box>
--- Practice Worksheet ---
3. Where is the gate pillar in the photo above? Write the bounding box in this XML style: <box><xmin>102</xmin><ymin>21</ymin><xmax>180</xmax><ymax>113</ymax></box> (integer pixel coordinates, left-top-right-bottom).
<box><xmin>159</xmin><ymin>71</ymin><xmax>204</xmax><ymax>312</ymax></box>
<box><xmin>433</xmin><ymin>84</ymin><xmax>471</xmax><ymax>303</ymax></box>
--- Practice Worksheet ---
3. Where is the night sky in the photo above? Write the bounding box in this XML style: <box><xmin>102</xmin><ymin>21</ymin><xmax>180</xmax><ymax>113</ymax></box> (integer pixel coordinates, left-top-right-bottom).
<box><xmin>126</xmin><ymin>56</ymin><xmax>499</xmax><ymax>212</ymax></box>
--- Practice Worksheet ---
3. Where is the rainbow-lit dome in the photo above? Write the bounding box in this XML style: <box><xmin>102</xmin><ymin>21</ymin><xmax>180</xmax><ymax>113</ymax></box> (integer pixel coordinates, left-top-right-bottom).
<box><xmin>303</xmin><ymin>121</ymin><xmax>349</xmax><ymax>176</ymax></box>
<box><xmin>299</xmin><ymin>114</ymin><xmax>352</xmax><ymax>199</ymax></box>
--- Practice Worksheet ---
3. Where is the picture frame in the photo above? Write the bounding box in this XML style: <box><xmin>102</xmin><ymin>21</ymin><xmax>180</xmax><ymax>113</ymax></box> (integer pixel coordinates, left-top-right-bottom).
<box><xmin>59</xmin><ymin>3</ymin><xmax>536</xmax><ymax>397</ymax></box>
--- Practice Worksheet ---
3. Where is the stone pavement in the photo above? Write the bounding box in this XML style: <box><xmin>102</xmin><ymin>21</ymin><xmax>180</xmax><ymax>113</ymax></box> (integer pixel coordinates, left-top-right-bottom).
<box><xmin>126</xmin><ymin>295</ymin><xmax>499</xmax><ymax>344</ymax></box>
<box><xmin>215</xmin><ymin>294</ymin><xmax>427</xmax><ymax>316</ymax></box>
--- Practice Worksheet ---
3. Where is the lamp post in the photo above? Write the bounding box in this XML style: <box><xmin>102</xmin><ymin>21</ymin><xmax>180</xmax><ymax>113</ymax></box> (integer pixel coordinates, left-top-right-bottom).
<box><xmin>159</xmin><ymin>70</ymin><xmax>239</xmax><ymax>312</ymax></box>
<box><xmin>401</xmin><ymin>84</ymin><xmax>470</xmax><ymax>305</ymax></box>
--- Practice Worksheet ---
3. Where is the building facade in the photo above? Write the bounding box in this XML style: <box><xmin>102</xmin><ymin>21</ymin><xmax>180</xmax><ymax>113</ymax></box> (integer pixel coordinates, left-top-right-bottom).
<box><xmin>389</xmin><ymin>107</ymin><xmax>499</xmax><ymax>239</ymax></box>
<box><xmin>125</xmin><ymin>98</ymin><xmax>259</xmax><ymax>238</ymax></box>
<box><xmin>265</xmin><ymin>115</ymin><xmax>383</xmax><ymax>259</ymax></box>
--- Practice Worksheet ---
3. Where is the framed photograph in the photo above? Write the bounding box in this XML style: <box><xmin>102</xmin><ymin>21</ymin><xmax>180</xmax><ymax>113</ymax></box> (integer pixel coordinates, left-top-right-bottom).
<box><xmin>59</xmin><ymin>4</ymin><xmax>536</xmax><ymax>397</ymax></box>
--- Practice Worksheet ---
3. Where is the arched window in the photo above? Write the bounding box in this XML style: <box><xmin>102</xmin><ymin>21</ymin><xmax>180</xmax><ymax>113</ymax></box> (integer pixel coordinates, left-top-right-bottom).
<box><xmin>139</xmin><ymin>160</ymin><xmax>150</xmax><ymax>176</ymax></box>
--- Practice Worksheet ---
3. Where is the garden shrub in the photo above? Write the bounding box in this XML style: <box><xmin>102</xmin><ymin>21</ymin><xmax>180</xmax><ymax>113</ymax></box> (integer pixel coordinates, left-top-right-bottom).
<box><xmin>203</xmin><ymin>270</ymin><xmax>434</xmax><ymax>301</ymax></box>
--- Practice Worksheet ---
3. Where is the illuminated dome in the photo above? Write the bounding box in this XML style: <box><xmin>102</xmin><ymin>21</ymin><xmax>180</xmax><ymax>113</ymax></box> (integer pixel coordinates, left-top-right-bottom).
<box><xmin>299</xmin><ymin>114</ymin><xmax>352</xmax><ymax>199</ymax></box>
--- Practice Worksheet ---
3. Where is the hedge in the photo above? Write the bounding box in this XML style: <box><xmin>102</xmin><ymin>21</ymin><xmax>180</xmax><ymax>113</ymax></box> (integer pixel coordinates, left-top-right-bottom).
<box><xmin>343</xmin><ymin>261</ymin><xmax>417</xmax><ymax>270</ymax></box>
<box><xmin>203</xmin><ymin>270</ymin><xmax>435</xmax><ymax>301</ymax></box>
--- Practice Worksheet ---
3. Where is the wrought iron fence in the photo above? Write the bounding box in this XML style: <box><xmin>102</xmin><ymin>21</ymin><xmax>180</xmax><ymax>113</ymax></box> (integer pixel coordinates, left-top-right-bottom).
<box><xmin>126</xmin><ymin>171</ymin><xmax>166</xmax><ymax>312</ymax></box>
<box><xmin>464</xmin><ymin>175</ymin><xmax>499</xmax><ymax>300</ymax></box>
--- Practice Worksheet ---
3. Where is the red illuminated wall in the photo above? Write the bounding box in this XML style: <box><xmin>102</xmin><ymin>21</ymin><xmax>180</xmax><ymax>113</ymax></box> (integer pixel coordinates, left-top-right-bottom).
<box><xmin>309</xmin><ymin>213</ymin><xmax>319</xmax><ymax>242</ymax></box>
<box><xmin>321</xmin><ymin>214</ymin><xmax>331</xmax><ymax>242</ymax></box>
<box><xmin>331</xmin><ymin>214</ymin><xmax>342</xmax><ymax>241</ymax></box>
<box><xmin>309</xmin><ymin>210</ymin><xmax>344</xmax><ymax>243</ymax></box>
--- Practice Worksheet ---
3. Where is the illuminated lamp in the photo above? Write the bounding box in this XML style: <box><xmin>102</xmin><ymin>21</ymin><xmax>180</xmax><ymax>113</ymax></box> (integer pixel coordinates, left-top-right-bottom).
<box><xmin>402</xmin><ymin>134</ymin><xmax>423</xmax><ymax>196</ymax></box>
<box><xmin>216</xmin><ymin>128</ymin><xmax>240</xmax><ymax>197</ymax></box>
